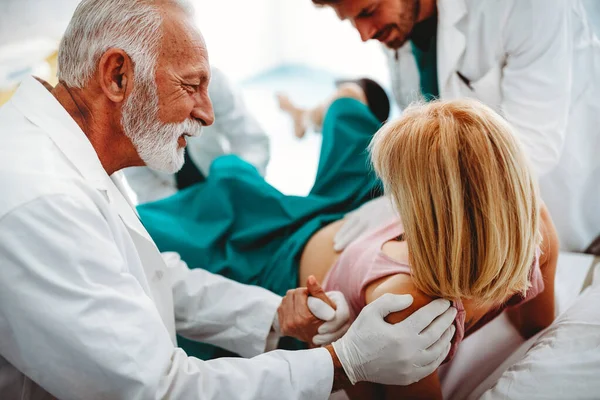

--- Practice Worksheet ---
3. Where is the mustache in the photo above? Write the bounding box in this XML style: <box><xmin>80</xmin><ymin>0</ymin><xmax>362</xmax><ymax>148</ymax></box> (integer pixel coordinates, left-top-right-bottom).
<box><xmin>373</xmin><ymin>25</ymin><xmax>394</xmax><ymax>41</ymax></box>
<box><xmin>167</xmin><ymin>118</ymin><xmax>204</xmax><ymax>137</ymax></box>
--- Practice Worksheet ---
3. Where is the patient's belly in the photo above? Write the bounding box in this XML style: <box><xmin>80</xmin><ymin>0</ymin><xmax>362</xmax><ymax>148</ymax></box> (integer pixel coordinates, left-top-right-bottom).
<box><xmin>298</xmin><ymin>220</ymin><xmax>345</xmax><ymax>286</ymax></box>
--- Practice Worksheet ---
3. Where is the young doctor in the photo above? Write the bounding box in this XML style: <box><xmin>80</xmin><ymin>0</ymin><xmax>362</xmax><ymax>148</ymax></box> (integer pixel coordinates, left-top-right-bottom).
<box><xmin>314</xmin><ymin>0</ymin><xmax>600</xmax><ymax>253</ymax></box>
<box><xmin>0</xmin><ymin>1</ymin><xmax>456</xmax><ymax>399</ymax></box>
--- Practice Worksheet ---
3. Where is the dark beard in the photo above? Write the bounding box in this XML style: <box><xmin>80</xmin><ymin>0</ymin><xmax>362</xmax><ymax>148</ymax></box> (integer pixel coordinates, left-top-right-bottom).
<box><xmin>386</xmin><ymin>0</ymin><xmax>420</xmax><ymax>49</ymax></box>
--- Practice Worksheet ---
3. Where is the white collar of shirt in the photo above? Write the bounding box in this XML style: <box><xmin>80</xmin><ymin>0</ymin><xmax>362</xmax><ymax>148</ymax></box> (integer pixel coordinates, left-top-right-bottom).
<box><xmin>11</xmin><ymin>77</ymin><xmax>109</xmax><ymax>191</ymax></box>
<box><xmin>10</xmin><ymin>76</ymin><xmax>153</xmax><ymax>243</ymax></box>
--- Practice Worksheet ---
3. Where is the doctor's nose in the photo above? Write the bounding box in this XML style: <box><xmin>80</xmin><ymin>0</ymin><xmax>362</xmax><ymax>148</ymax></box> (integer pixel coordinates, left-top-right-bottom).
<box><xmin>192</xmin><ymin>91</ymin><xmax>214</xmax><ymax>127</ymax></box>
<box><xmin>354</xmin><ymin>19</ymin><xmax>378</xmax><ymax>42</ymax></box>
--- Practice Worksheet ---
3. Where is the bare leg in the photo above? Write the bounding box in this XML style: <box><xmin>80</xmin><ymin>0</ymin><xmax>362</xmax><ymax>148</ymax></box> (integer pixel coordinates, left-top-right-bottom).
<box><xmin>277</xmin><ymin>82</ymin><xmax>368</xmax><ymax>139</ymax></box>
<box><xmin>277</xmin><ymin>93</ymin><xmax>310</xmax><ymax>139</ymax></box>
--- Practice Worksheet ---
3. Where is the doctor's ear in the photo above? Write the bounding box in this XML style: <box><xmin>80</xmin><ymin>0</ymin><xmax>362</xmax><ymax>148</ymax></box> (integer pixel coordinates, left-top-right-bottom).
<box><xmin>98</xmin><ymin>48</ymin><xmax>133</xmax><ymax>103</ymax></box>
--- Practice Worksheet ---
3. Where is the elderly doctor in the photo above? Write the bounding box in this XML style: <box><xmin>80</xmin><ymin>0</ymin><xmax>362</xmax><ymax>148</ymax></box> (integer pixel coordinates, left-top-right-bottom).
<box><xmin>0</xmin><ymin>0</ymin><xmax>457</xmax><ymax>399</ymax></box>
<box><xmin>315</xmin><ymin>0</ymin><xmax>600</xmax><ymax>253</ymax></box>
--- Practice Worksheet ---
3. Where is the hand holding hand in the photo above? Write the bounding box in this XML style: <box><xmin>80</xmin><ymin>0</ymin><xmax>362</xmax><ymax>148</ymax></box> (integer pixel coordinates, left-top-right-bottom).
<box><xmin>276</xmin><ymin>276</ymin><xmax>351</xmax><ymax>346</ymax></box>
<box><xmin>306</xmin><ymin>276</ymin><xmax>351</xmax><ymax>346</ymax></box>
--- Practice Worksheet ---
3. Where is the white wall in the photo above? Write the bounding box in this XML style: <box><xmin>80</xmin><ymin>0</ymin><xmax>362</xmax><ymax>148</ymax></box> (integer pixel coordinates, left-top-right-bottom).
<box><xmin>194</xmin><ymin>0</ymin><xmax>284</xmax><ymax>81</ymax></box>
<box><xmin>0</xmin><ymin>0</ymin><xmax>80</xmax><ymax>89</ymax></box>
<box><xmin>192</xmin><ymin>0</ymin><xmax>389</xmax><ymax>84</ymax></box>
<box><xmin>278</xmin><ymin>1</ymin><xmax>389</xmax><ymax>83</ymax></box>
<box><xmin>0</xmin><ymin>0</ymin><xmax>79</xmax><ymax>46</ymax></box>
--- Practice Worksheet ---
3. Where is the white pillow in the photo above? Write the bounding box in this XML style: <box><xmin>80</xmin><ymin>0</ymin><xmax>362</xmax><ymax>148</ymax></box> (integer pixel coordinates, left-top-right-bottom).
<box><xmin>473</xmin><ymin>263</ymin><xmax>600</xmax><ymax>399</ymax></box>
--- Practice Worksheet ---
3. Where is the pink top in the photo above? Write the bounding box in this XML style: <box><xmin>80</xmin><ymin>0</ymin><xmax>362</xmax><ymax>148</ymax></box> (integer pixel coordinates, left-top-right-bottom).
<box><xmin>322</xmin><ymin>219</ymin><xmax>545</xmax><ymax>362</ymax></box>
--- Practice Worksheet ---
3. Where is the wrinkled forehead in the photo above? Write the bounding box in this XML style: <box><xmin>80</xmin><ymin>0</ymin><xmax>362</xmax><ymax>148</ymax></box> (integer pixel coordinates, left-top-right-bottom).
<box><xmin>329</xmin><ymin>0</ymin><xmax>378</xmax><ymax>20</ymax></box>
<box><xmin>158</xmin><ymin>7</ymin><xmax>209</xmax><ymax>75</ymax></box>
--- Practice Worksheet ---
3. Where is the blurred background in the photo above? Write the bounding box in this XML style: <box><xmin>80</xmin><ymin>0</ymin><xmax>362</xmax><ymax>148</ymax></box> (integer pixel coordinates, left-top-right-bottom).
<box><xmin>1</xmin><ymin>0</ymin><xmax>599</xmax><ymax>195</ymax></box>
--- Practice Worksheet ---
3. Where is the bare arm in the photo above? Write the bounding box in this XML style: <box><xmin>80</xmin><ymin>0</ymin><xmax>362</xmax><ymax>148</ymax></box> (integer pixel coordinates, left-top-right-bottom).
<box><xmin>343</xmin><ymin>275</ymin><xmax>443</xmax><ymax>400</ymax></box>
<box><xmin>506</xmin><ymin>205</ymin><xmax>558</xmax><ymax>338</ymax></box>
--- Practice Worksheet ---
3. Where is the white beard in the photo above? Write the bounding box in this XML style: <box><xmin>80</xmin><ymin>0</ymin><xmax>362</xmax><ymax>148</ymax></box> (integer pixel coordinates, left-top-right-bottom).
<box><xmin>121</xmin><ymin>78</ymin><xmax>203</xmax><ymax>173</ymax></box>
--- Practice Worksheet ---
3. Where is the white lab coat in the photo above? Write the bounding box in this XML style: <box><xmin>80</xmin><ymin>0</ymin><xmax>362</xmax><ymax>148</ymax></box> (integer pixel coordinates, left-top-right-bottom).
<box><xmin>0</xmin><ymin>77</ymin><xmax>333</xmax><ymax>400</ymax></box>
<box><xmin>385</xmin><ymin>0</ymin><xmax>600</xmax><ymax>251</ymax></box>
<box><xmin>124</xmin><ymin>66</ymin><xmax>270</xmax><ymax>204</ymax></box>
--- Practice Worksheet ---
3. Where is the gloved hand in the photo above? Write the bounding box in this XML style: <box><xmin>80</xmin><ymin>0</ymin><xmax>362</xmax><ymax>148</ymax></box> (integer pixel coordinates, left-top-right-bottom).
<box><xmin>332</xmin><ymin>294</ymin><xmax>457</xmax><ymax>386</ymax></box>
<box><xmin>306</xmin><ymin>279</ymin><xmax>350</xmax><ymax>346</ymax></box>
<box><xmin>334</xmin><ymin>196</ymin><xmax>397</xmax><ymax>252</ymax></box>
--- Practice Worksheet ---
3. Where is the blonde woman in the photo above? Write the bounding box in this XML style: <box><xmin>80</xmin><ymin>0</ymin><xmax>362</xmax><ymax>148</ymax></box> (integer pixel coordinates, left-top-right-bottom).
<box><xmin>300</xmin><ymin>99</ymin><xmax>558</xmax><ymax>399</ymax></box>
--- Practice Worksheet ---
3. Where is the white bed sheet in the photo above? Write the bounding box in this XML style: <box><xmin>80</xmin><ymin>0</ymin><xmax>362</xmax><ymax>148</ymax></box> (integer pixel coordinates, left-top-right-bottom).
<box><xmin>473</xmin><ymin>260</ymin><xmax>600</xmax><ymax>399</ymax></box>
<box><xmin>441</xmin><ymin>252</ymin><xmax>598</xmax><ymax>399</ymax></box>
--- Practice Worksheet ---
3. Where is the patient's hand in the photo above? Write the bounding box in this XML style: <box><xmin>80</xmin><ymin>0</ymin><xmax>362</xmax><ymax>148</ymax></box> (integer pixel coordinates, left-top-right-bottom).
<box><xmin>277</xmin><ymin>276</ymin><xmax>340</xmax><ymax>345</ymax></box>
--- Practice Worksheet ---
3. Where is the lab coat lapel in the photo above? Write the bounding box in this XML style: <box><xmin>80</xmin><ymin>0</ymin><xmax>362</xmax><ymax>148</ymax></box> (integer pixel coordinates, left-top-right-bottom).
<box><xmin>436</xmin><ymin>0</ymin><xmax>467</xmax><ymax>98</ymax></box>
<box><xmin>110</xmin><ymin>172</ymin><xmax>154</xmax><ymax>242</ymax></box>
<box><xmin>10</xmin><ymin>77</ymin><xmax>109</xmax><ymax>190</ymax></box>
<box><xmin>17</xmin><ymin>78</ymin><xmax>158</xmax><ymax>248</ymax></box>
<box><xmin>107</xmin><ymin>174</ymin><xmax>177</xmax><ymax>343</ymax></box>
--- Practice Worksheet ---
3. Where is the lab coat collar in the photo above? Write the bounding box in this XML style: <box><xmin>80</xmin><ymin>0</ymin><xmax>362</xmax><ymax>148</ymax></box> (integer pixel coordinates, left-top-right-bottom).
<box><xmin>108</xmin><ymin>171</ymin><xmax>155</xmax><ymax>243</ymax></box>
<box><xmin>11</xmin><ymin>77</ymin><xmax>154</xmax><ymax>243</ymax></box>
<box><xmin>436</xmin><ymin>0</ymin><xmax>467</xmax><ymax>97</ymax></box>
<box><xmin>10</xmin><ymin>76</ymin><xmax>109</xmax><ymax>191</ymax></box>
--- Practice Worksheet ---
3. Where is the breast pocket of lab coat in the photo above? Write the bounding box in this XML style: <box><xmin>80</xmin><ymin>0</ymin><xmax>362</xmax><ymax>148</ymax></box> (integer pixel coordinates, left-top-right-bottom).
<box><xmin>458</xmin><ymin>65</ymin><xmax>503</xmax><ymax>113</ymax></box>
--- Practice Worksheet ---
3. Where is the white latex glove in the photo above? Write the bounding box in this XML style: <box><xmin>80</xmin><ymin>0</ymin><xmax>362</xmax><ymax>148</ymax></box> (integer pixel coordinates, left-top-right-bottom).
<box><xmin>307</xmin><ymin>291</ymin><xmax>351</xmax><ymax>346</ymax></box>
<box><xmin>332</xmin><ymin>294</ymin><xmax>457</xmax><ymax>386</ymax></box>
<box><xmin>334</xmin><ymin>196</ymin><xmax>397</xmax><ymax>251</ymax></box>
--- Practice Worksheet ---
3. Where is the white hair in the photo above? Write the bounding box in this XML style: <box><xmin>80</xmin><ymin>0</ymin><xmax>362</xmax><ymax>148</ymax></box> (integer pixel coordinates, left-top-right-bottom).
<box><xmin>58</xmin><ymin>0</ymin><xmax>194</xmax><ymax>88</ymax></box>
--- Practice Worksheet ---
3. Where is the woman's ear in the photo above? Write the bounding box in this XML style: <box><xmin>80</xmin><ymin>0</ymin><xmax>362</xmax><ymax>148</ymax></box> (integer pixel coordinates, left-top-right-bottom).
<box><xmin>97</xmin><ymin>48</ymin><xmax>133</xmax><ymax>103</ymax></box>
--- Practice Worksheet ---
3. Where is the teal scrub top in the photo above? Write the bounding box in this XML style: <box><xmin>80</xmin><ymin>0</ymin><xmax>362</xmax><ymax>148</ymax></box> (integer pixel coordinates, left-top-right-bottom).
<box><xmin>409</xmin><ymin>16</ymin><xmax>439</xmax><ymax>101</ymax></box>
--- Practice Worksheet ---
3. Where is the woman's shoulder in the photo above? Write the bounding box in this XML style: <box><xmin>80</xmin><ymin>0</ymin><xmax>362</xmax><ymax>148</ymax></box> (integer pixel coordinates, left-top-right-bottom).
<box><xmin>364</xmin><ymin>274</ymin><xmax>436</xmax><ymax>324</ymax></box>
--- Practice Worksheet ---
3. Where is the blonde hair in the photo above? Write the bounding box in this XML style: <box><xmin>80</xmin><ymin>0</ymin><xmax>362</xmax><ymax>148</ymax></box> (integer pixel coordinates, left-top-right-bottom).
<box><xmin>370</xmin><ymin>99</ymin><xmax>541</xmax><ymax>305</ymax></box>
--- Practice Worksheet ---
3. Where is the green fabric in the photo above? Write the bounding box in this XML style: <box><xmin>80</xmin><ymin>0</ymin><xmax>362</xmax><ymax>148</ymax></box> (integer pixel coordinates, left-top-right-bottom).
<box><xmin>410</xmin><ymin>19</ymin><xmax>439</xmax><ymax>101</ymax></box>
<box><xmin>138</xmin><ymin>97</ymin><xmax>384</xmax><ymax>360</ymax></box>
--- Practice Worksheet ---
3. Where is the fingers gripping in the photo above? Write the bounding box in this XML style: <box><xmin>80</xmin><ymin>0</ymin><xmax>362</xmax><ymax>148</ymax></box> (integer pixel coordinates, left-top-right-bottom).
<box><xmin>307</xmin><ymin>275</ymin><xmax>336</xmax><ymax>309</ymax></box>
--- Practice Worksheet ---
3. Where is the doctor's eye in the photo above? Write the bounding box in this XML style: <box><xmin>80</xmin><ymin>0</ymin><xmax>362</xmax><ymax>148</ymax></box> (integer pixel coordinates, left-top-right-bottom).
<box><xmin>183</xmin><ymin>84</ymin><xmax>200</xmax><ymax>93</ymax></box>
<box><xmin>358</xmin><ymin>6</ymin><xmax>376</xmax><ymax>18</ymax></box>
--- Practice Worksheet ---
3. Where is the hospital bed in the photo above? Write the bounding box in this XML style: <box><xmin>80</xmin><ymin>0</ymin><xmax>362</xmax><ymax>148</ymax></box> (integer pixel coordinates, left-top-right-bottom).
<box><xmin>331</xmin><ymin>252</ymin><xmax>600</xmax><ymax>399</ymax></box>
